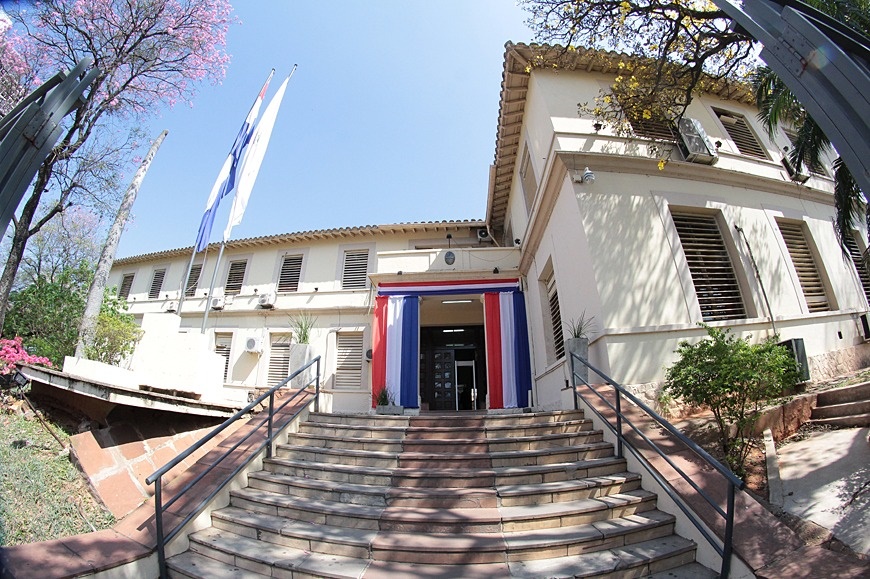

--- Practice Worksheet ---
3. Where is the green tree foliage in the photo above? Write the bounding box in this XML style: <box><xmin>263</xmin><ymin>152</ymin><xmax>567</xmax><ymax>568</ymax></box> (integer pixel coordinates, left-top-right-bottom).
<box><xmin>85</xmin><ymin>291</ymin><xmax>143</xmax><ymax>366</ymax></box>
<box><xmin>3</xmin><ymin>264</ymin><xmax>141</xmax><ymax>367</ymax></box>
<box><xmin>664</xmin><ymin>325</ymin><xmax>799</xmax><ymax>477</ymax></box>
<box><xmin>3</xmin><ymin>263</ymin><xmax>92</xmax><ymax>365</ymax></box>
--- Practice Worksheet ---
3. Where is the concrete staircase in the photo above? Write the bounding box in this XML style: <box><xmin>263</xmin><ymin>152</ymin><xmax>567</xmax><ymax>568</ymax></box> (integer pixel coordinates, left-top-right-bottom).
<box><xmin>811</xmin><ymin>382</ymin><xmax>870</xmax><ymax>427</ymax></box>
<box><xmin>166</xmin><ymin>410</ymin><xmax>717</xmax><ymax>578</ymax></box>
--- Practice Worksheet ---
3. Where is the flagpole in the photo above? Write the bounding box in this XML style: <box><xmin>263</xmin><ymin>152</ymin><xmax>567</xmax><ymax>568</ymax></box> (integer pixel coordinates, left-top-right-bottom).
<box><xmin>201</xmin><ymin>240</ymin><xmax>227</xmax><ymax>333</ymax></box>
<box><xmin>176</xmin><ymin>69</ymin><xmax>275</xmax><ymax>315</ymax></box>
<box><xmin>203</xmin><ymin>66</ymin><xmax>296</xmax><ymax>333</ymax></box>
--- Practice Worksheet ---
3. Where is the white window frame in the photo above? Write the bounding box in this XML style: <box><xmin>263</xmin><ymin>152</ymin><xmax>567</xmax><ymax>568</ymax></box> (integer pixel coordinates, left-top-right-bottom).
<box><xmin>713</xmin><ymin>108</ymin><xmax>769</xmax><ymax>160</ymax></box>
<box><xmin>223</xmin><ymin>257</ymin><xmax>250</xmax><ymax>295</ymax></box>
<box><xmin>148</xmin><ymin>266</ymin><xmax>168</xmax><ymax>300</ymax></box>
<box><xmin>214</xmin><ymin>332</ymin><xmax>233</xmax><ymax>382</ymax></box>
<box><xmin>334</xmin><ymin>332</ymin><xmax>364</xmax><ymax>390</ymax></box>
<box><xmin>275</xmin><ymin>250</ymin><xmax>307</xmax><ymax>293</ymax></box>
<box><xmin>776</xmin><ymin>218</ymin><xmax>835</xmax><ymax>313</ymax></box>
<box><xmin>338</xmin><ymin>245</ymin><xmax>373</xmax><ymax>290</ymax></box>
<box><xmin>267</xmin><ymin>333</ymin><xmax>293</xmax><ymax>387</ymax></box>
<box><xmin>118</xmin><ymin>272</ymin><xmax>135</xmax><ymax>300</ymax></box>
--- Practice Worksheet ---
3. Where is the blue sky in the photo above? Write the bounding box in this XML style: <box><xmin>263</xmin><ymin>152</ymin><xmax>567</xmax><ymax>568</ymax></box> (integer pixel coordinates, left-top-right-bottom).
<box><xmin>117</xmin><ymin>1</ymin><xmax>534</xmax><ymax>258</ymax></box>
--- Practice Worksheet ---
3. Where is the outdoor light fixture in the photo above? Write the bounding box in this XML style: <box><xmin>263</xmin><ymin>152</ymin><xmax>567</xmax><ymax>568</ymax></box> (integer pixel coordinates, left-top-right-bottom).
<box><xmin>572</xmin><ymin>167</ymin><xmax>595</xmax><ymax>184</ymax></box>
<box><xmin>593</xmin><ymin>122</ymin><xmax>603</xmax><ymax>132</ymax></box>
<box><xmin>12</xmin><ymin>370</ymin><xmax>28</xmax><ymax>389</ymax></box>
<box><xmin>493</xmin><ymin>267</ymin><xmax>500</xmax><ymax>274</ymax></box>
<box><xmin>514</xmin><ymin>238</ymin><xmax>521</xmax><ymax>246</ymax></box>
<box><xmin>446</xmin><ymin>233</ymin><xmax>453</xmax><ymax>248</ymax></box>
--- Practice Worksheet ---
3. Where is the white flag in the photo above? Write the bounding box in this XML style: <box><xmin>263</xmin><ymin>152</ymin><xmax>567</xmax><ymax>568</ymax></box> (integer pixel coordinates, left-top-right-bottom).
<box><xmin>223</xmin><ymin>68</ymin><xmax>294</xmax><ymax>241</ymax></box>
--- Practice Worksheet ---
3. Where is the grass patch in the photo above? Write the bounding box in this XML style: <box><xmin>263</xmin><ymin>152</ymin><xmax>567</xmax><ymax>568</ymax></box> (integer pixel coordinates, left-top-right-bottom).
<box><xmin>0</xmin><ymin>407</ymin><xmax>114</xmax><ymax>546</ymax></box>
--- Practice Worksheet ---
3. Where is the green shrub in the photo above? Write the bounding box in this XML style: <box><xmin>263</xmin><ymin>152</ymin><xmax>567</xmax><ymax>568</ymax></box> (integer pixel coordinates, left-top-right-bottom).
<box><xmin>664</xmin><ymin>324</ymin><xmax>799</xmax><ymax>476</ymax></box>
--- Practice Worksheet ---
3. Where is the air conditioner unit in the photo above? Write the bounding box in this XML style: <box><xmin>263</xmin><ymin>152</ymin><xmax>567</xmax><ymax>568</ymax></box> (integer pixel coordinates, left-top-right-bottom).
<box><xmin>677</xmin><ymin>117</ymin><xmax>718</xmax><ymax>165</ymax></box>
<box><xmin>781</xmin><ymin>155</ymin><xmax>810</xmax><ymax>183</ymax></box>
<box><xmin>162</xmin><ymin>301</ymin><xmax>177</xmax><ymax>313</ymax></box>
<box><xmin>244</xmin><ymin>336</ymin><xmax>263</xmax><ymax>354</ymax></box>
<box><xmin>258</xmin><ymin>292</ymin><xmax>275</xmax><ymax>308</ymax></box>
<box><xmin>477</xmin><ymin>228</ymin><xmax>491</xmax><ymax>242</ymax></box>
<box><xmin>210</xmin><ymin>296</ymin><xmax>225</xmax><ymax>310</ymax></box>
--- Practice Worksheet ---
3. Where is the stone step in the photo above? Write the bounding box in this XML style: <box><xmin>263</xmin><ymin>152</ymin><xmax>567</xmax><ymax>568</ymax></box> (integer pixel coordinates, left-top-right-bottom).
<box><xmin>506</xmin><ymin>535</ymin><xmax>699</xmax><ymax>578</ymax></box>
<box><xmin>209</xmin><ymin>503</ymin><xmax>672</xmax><ymax>565</ymax></box>
<box><xmin>395</xmin><ymin>429</ymin><xmax>603</xmax><ymax>451</ymax></box>
<box><xmin>276</xmin><ymin>444</ymin><xmax>399</xmax><ymax>468</ymax></box>
<box><xmin>409</xmin><ymin>409</ymin><xmax>587</xmax><ymax>428</ymax></box>
<box><xmin>816</xmin><ymin>381</ymin><xmax>870</xmax><ymax>407</ymax></box>
<box><xmin>229</xmin><ymin>487</ymin><xmax>384</xmax><ymax>530</ymax></box>
<box><xmin>298</xmin><ymin>422</ymin><xmax>407</xmax><ymax>440</ymax></box>
<box><xmin>285</xmin><ymin>432</ymin><xmax>405</xmax><ymax>452</ymax></box>
<box><xmin>306</xmin><ymin>412</ymin><xmax>410</xmax><ymax>428</ymax></box>
<box><xmin>182</xmin><ymin>526</ymin><xmax>370</xmax><ymax>578</ymax></box>
<box><xmin>265</xmin><ymin>453</ymin><xmax>627</xmax><ymax>487</ymax></box>
<box><xmin>811</xmin><ymin>398</ymin><xmax>870</xmax><ymax>419</ymax></box>
<box><xmin>167</xmin><ymin>550</ymin><xmax>270</xmax><ymax>578</ymax></box>
<box><xmin>248</xmin><ymin>468</ymin><xmax>499</xmax><ymax>508</ymax></box>
<box><xmin>496</xmin><ymin>472</ymin><xmax>642</xmax><ymax>506</ymax></box>
<box><xmin>809</xmin><ymin>413</ymin><xmax>870</xmax><ymax>427</ymax></box>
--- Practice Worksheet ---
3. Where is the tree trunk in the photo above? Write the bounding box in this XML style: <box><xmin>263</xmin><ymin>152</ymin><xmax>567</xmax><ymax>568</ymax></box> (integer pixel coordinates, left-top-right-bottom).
<box><xmin>75</xmin><ymin>130</ymin><xmax>168</xmax><ymax>359</ymax></box>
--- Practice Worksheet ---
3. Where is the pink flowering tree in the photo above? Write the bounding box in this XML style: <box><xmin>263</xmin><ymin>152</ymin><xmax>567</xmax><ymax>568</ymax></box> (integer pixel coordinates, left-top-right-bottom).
<box><xmin>0</xmin><ymin>0</ymin><xmax>233</xmax><ymax>331</ymax></box>
<box><xmin>0</xmin><ymin>336</ymin><xmax>52</xmax><ymax>378</ymax></box>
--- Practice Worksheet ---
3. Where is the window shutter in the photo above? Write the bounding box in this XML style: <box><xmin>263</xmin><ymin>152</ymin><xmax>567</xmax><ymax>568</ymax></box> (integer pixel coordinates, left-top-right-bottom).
<box><xmin>844</xmin><ymin>233</ymin><xmax>870</xmax><ymax>304</ymax></box>
<box><xmin>149</xmin><ymin>269</ymin><xmax>166</xmax><ymax>299</ymax></box>
<box><xmin>341</xmin><ymin>250</ymin><xmax>369</xmax><ymax>289</ymax></box>
<box><xmin>119</xmin><ymin>274</ymin><xmax>134</xmax><ymax>299</ymax></box>
<box><xmin>714</xmin><ymin>110</ymin><xmax>768</xmax><ymax>159</ymax></box>
<box><xmin>672</xmin><ymin>212</ymin><xmax>746</xmax><ymax>321</ymax></box>
<box><xmin>334</xmin><ymin>333</ymin><xmax>363</xmax><ymax>389</ymax></box>
<box><xmin>520</xmin><ymin>148</ymin><xmax>538</xmax><ymax>214</ymax></box>
<box><xmin>185</xmin><ymin>264</ymin><xmax>202</xmax><ymax>297</ymax></box>
<box><xmin>267</xmin><ymin>334</ymin><xmax>293</xmax><ymax>387</ymax></box>
<box><xmin>628</xmin><ymin>115</ymin><xmax>676</xmax><ymax>142</ymax></box>
<box><xmin>225</xmin><ymin>260</ymin><xmax>247</xmax><ymax>295</ymax></box>
<box><xmin>547</xmin><ymin>275</ymin><xmax>565</xmax><ymax>360</ymax></box>
<box><xmin>215</xmin><ymin>333</ymin><xmax>232</xmax><ymax>381</ymax></box>
<box><xmin>277</xmin><ymin>255</ymin><xmax>303</xmax><ymax>292</ymax></box>
<box><xmin>777</xmin><ymin>220</ymin><xmax>830</xmax><ymax>312</ymax></box>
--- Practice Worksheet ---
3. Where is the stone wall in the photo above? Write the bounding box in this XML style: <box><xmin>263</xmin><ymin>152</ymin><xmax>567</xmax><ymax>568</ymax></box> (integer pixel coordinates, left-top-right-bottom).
<box><xmin>807</xmin><ymin>341</ymin><xmax>870</xmax><ymax>382</ymax></box>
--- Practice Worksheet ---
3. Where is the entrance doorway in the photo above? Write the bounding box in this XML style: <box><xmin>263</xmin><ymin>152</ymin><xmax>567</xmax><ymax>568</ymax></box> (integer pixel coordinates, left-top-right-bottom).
<box><xmin>419</xmin><ymin>326</ymin><xmax>487</xmax><ymax>412</ymax></box>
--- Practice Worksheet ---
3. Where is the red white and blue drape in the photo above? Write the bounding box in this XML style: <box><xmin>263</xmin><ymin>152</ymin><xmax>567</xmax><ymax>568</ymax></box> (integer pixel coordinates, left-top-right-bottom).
<box><xmin>372</xmin><ymin>279</ymin><xmax>532</xmax><ymax>409</ymax></box>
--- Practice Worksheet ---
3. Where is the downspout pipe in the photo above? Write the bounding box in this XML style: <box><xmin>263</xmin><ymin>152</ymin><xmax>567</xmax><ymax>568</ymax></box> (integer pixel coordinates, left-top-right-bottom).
<box><xmin>735</xmin><ymin>224</ymin><xmax>777</xmax><ymax>335</ymax></box>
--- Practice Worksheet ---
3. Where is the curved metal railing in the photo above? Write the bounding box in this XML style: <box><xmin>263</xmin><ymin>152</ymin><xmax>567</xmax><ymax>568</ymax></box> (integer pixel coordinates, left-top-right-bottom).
<box><xmin>145</xmin><ymin>356</ymin><xmax>321</xmax><ymax>578</ymax></box>
<box><xmin>569</xmin><ymin>352</ymin><xmax>743</xmax><ymax>578</ymax></box>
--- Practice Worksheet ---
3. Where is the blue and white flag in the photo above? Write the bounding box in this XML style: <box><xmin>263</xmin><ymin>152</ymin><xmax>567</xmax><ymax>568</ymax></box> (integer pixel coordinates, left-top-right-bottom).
<box><xmin>194</xmin><ymin>70</ymin><xmax>275</xmax><ymax>252</ymax></box>
<box><xmin>223</xmin><ymin>68</ymin><xmax>294</xmax><ymax>242</ymax></box>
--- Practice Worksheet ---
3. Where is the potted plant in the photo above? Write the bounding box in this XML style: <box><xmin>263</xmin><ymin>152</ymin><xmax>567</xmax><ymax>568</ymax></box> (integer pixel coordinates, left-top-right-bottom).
<box><xmin>564</xmin><ymin>312</ymin><xmax>596</xmax><ymax>386</ymax></box>
<box><xmin>288</xmin><ymin>312</ymin><xmax>317</xmax><ymax>388</ymax></box>
<box><xmin>375</xmin><ymin>387</ymin><xmax>402</xmax><ymax>415</ymax></box>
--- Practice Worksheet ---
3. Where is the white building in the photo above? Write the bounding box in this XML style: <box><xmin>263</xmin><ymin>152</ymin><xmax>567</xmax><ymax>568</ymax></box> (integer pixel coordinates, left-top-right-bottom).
<box><xmin>105</xmin><ymin>43</ymin><xmax>870</xmax><ymax>413</ymax></box>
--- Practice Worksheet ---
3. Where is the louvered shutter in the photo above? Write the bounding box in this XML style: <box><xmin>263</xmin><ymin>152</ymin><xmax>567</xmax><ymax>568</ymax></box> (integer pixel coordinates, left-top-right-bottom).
<box><xmin>844</xmin><ymin>233</ymin><xmax>870</xmax><ymax>304</ymax></box>
<box><xmin>547</xmin><ymin>275</ymin><xmax>565</xmax><ymax>360</ymax></box>
<box><xmin>628</xmin><ymin>115</ymin><xmax>676</xmax><ymax>141</ymax></box>
<box><xmin>278</xmin><ymin>255</ymin><xmax>303</xmax><ymax>292</ymax></box>
<box><xmin>715</xmin><ymin>110</ymin><xmax>768</xmax><ymax>159</ymax></box>
<box><xmin>225</xmin><ymin>260</ymin><xmax>247</xmax><ymax>295</ymax></box>
<box><xmin>185</xmin><ymin>264</ymin><xmax>202</xmax><ymax>297</ymax></box>
<box><xmin>334</xmin><ymin>333</ymin><xmax>363</xmax><ymax>389</ymax></box>
<box><xmin>215</xmin><ymin>333</ymin><xmax>232</xmax><ymax>381</ymax></box>
<box><xmin>341</xmin><ymin>250</ymin><xmax>369</xmax><ymax>289</ymax></box>
<box><xmin>777</xmin><ymin>220</ymin><xmax>830</xmax><ymax>312</ymax></box>
<box><xmin>118</xmin><ymin>274</ymin><xmax>134</xmax><ymax>299</ymax></box>
<box><xmin>267</xmin><ymin>334</ymin><xmax>292</xmax><ymax>387</ymax></box>
<box><xmin>148</xmin><ymin>269</ymin><xmax>166</xmax><ymax>299</ymax></box>
<box><xmin>672</xmin><ymin>212</ymin><xmax>746</xmax><ymax>321</ymax></box>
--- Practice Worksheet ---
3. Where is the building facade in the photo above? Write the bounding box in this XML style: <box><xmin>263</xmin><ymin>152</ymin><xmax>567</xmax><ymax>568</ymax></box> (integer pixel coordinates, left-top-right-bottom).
<box><xmin>107</xmin><ymin>43</ymin><xmax>870</xmax><ymax>413</ymax></box>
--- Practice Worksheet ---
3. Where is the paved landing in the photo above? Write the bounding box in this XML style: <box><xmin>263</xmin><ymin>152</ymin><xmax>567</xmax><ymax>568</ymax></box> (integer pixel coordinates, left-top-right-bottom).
<box><xmin>777</xmin><ymin>427</ymin><xmax>870</xmax><ymax>557</ymax></box>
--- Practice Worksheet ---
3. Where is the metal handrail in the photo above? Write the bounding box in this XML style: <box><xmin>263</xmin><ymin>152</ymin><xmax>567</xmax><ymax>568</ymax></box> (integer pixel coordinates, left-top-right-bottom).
<box><xmin>145</xmin><ymin>356</ymin><xmax>321</xmax><ymax>579</ymax></box>
<box><xmin>569</xmin><ymin>352</ymin><xmax>743</xmax><ymax>579</ymax></box>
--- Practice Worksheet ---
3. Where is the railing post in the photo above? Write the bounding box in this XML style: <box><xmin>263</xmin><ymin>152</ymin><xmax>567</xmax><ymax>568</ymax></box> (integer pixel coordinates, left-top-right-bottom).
<box><xmin>569</xmin><ymin>354</ymin><xmax>579</xmax><ymax>410</ymax></box>
<box><xmin>154</xmin><ymin>478</ymin><xmax>166</xmax><ymax>579</ymax></box>
<box><xmin>267</xmin><ymin>392</ymin><xmax>275</xmax><ymax>459</ymax></box>
<box><xmin>614</xmin><ymin>386</ymin><xmax>624</xmax><ymax>459</ymax></box>
<box><xmin>315</xmin><ymin>357</ymin><xmax>321</xmax><ymax>413</ymax></box>
<box><xmin>721</xmin><ymin>481</ymin><xmax>736</xmax><ymax>578</ymax></box>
